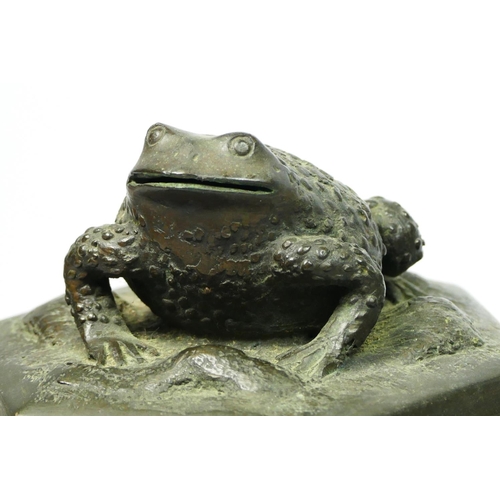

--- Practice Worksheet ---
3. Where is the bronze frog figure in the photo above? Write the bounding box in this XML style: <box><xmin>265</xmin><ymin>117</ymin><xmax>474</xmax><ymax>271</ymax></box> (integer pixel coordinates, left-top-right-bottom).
<box><xmin>64</xmin><ymin>124</ymin><xmax>423</xmax><ymax>380</ymax></box>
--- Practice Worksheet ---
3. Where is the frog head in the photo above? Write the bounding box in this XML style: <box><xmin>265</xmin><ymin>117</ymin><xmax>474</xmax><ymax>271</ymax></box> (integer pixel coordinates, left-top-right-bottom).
<box><xmin>126</xmin><ymin>124</ymin><xmax>300</xmax><ymax>252</ymax></box>
<box><xmin>128</xmin><ymin>123</ymin><xmax>287</xmax><ymax>195</ymax></box>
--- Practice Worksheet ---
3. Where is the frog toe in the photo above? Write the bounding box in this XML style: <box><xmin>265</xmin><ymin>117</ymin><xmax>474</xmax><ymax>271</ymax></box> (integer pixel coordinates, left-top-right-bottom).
<box><xmin>88</xmin><ymin>337</ymin><xmax>159</xmax><ymax>366</ymax></box>
<box><xmin>277</xmin><ymin>341</ymin><xmax>341</xmax><ymax>381</ymax></box>
<box><xmin>134</xmin><ymin>341</ymin><xmax>160</xmax><ymax>357</ymax></box>
<box><xmin>113</xmin><ymin>338</ymin><xmax>160</xmax><ymax>365</ymax></box>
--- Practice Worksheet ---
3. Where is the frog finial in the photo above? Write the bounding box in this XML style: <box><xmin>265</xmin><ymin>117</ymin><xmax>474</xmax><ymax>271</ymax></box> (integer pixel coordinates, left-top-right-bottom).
<box><xmin>64</xmin><ymin>123</ymin><xmax>423</xmax><ymax>380</ymax></box>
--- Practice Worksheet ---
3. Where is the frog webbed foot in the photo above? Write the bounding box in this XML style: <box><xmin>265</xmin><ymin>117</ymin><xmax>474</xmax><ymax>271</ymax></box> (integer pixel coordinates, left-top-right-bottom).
<box><xmin>86</xmin><ymin>329</ymin><xmax>160</xmax><ymax>366</ymax></box>
<box><xmin>277</xmin><ymin>339</ymin><xmax>346</xmax><ymax>382</ymax></box>
<box><xmin>385</xmin><ymin>275</ymin><xmax>428</xmax><ymax>304</ymax></box>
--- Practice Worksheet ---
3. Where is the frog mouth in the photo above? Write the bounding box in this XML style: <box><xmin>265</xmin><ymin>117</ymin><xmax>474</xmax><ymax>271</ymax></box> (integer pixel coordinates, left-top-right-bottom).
<box><xmin>128</xmin><ymin>172</ymin><xmax>274</xmax><ymax>194</ymax></box>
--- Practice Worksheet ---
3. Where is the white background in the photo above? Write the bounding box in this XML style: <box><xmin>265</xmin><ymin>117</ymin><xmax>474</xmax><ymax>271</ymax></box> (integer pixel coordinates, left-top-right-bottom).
<box><xmin>1</xmin><ymin>0</ymin><xmax>500</xmax><ymax>493</ymax></box>
<box><xmin>1</xmin><ymin>1</ymin><xmax>499</xmax><ymax>324</ymax></box>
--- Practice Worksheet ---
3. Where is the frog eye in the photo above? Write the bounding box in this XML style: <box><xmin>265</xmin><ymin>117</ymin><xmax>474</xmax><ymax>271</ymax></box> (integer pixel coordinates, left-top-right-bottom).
<box><xmin>146</xmin><ymin>125</ymin><xmax>166</xmax><ymax>146</ymax></box>
<box><xmin>230</xmin><ymin>136</ymin><xmax>255</xmax><ymax>157</ymax></box>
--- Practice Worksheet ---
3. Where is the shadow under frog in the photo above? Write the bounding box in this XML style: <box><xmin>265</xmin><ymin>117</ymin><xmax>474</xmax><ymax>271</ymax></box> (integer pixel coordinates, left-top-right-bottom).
<box><xmin>64</xmin><ymin>124</ymin><xmax>423</xmax><ymax>381</ymax></box>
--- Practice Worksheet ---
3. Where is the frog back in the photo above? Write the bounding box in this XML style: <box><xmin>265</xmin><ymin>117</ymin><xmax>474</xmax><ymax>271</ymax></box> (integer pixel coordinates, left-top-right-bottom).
<box><xmin>269</xmin><ymin>146</ymin><xmax>386</xmax><ymax>264</ymax></box>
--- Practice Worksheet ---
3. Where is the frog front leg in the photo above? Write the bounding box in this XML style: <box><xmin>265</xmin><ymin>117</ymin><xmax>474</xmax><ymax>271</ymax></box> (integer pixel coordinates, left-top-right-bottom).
<box><xmin>64</xmin><ymin>223</ymin><xmax>159</xmax><ymax>365</ymax></box>
<box><xmin>274</xmin><ymin>237</ymin><xmax>385</xmax><ymax>381</ymax></box>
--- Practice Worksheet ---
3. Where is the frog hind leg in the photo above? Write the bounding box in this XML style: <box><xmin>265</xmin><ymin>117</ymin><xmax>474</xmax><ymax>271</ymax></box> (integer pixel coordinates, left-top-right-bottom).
<box><xmin>366</xmin><ymin>196</ymin><xmax>424</xmax><ymax>277</ymax></box>
<box><xmin>64</xmin><ymin>223</ymin><xmax>159</xmax><ymax>365</ymax></box>
<box><xmin>275</xmin><ymin>238</ymin><xmax>385</xmax><ymax>381</ymax></box>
